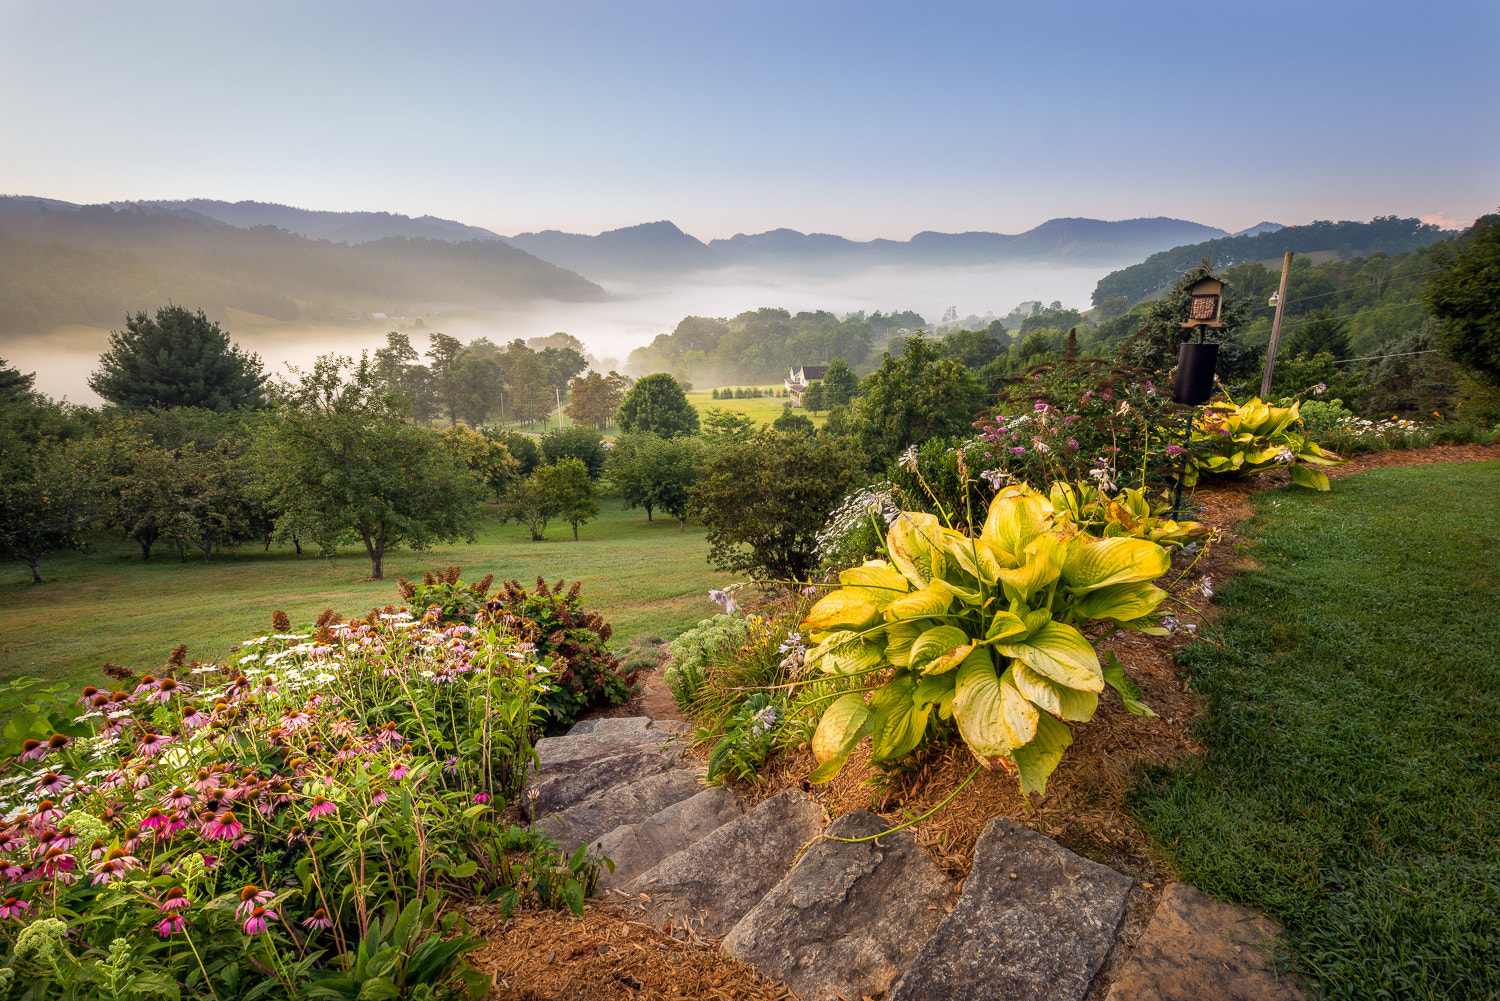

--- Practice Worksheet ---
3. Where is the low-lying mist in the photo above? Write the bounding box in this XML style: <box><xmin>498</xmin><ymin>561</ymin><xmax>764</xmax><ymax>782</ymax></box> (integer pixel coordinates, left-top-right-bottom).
<box><xmin>7</xmin><ymin>261</ymin><xmax>1110</xmax><ymax>404</ymax></box>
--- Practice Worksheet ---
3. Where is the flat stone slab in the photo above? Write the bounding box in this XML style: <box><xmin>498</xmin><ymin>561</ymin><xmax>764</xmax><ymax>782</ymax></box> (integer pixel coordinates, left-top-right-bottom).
<box><xmin>538</xmin><ymin>767</ymin><xmax>708</xmax><ymax>853</ymax></box>
<box><xmin>567</xmin><ymin>717</ymin><xmax>653</xmax><ymax>736</ymax></box>
<box><xmin>1104</xmin><ymin>884</ymin><xmax>1304</xmax><ymax>1001</ymax></box>
<box><xmin>594</xmin><ymin>786</ymin><xmax>744</xmax><ymax>890</ymax></box>
<box><xmin>525</xmin><ymin>750</ymin><xmax>678</xmax><ymax>822</ymax></box>
<box><xmin>888</xmin><ymin>817</ymin><xmax>1132</xmax><ymax>1001</ymax></box>
<box><xmin>533</xmin><ymin>727</ymin><xmax>680</xmax><ymax>768</ymax></box>
<box><xmin>723</xmin><ymin>810</ymin><xmax>955</xmax><ymax>1001</ymax></box>
<box><xmin>622</xmin><ymin>789</ymin><xmax>826</xmax><ymax>936</ymax></box>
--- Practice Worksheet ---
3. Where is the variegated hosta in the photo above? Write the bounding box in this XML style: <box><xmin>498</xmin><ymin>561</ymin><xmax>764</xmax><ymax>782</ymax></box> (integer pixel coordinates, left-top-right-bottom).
<box><xmin>1046</xmin><ymin>481</ymin><xmax>1207</xmax><ymax>550</ymax></box>
<box><xmin>802</xmin><ymin>484</ymin><xmax>1169</xmax><ymax>797</ymax></box>
<box><xmin>1188</xmin><ymin>398</ymin><xmax>1345</xmax><ymax>490</ymax></box>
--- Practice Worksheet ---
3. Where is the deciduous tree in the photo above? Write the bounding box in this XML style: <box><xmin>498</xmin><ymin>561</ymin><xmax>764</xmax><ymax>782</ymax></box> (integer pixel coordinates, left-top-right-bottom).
<box><xmin>535</xmin><ymin>458</ymin><xmax>599</xmax><ymax>540</ymax></box>
<box><xmin>615</xmin><ymin>373</ymin><xmax>699</xmax><ymax>437</ymax></box>
<box><xmin>820</xmin><ymin>358</ymin><xmax>858</xmax><ymax>407</ymax></box>
<box><xmin>1424</xmin><ymin>213</ymin><xmax>1500</xmax><ymax>386</ymax></box>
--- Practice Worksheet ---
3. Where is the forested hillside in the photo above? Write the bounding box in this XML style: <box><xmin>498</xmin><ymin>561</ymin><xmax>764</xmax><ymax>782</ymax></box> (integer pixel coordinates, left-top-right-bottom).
<box><xmin>0</xmin><ymin>198</ymin><xmax>604</xmax><ymax>333</ymax></box>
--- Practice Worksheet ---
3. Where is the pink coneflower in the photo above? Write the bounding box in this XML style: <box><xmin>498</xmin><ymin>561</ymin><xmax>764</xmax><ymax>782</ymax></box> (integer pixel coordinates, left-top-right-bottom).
<box><xmin>91</xmin><ymin>858</ymin><xmax>132</xmax><ymax>886</ymax></box>
<box><xmin>30</xmin><ymin>801</ymin><xmax>63</xmax><ymax>831</ymax></box>
<box><xmin>388</xmin><ymin>762</ymin><xmax>410</xmax><ymax>782</ymax></box>
<box><xmin>331</xmin><ymin>717</ymin><xmax>359</xmax><ymax>738</ymax></box>
<box><xmin>98</xmin><ymin>715</ymin><xmax>132</xmax><ymax>740</ymax></box>
<box><xmin>163</xmin><ymin>788</ymin><xmax>194</xmax><ymax>811</ymax></box>
<box><xmin>17</xmin><ymin>739</ymin><xmax>47</xmax><ymax>763</ymax></box>
<box><xmin>76</xmin><ymin>686</ymin><xmax>102</xmax><ymax>706</ymax></box>
<box><xmin>257</xmin><ymin>676</ymin><xmax>278</xmax><ymax>696</ymax></box>
<box><xmin>307</xmin><ymin>797</ymin><xmax>337</xmax><ymax>821</ymax></box>
<box><xmin>180</xmin><ymin>705</ymin><xmax>207</xmax><ymax>729</ymax></box>
<box><xmin>203</xmin><ymin>812</ymin><xmax>243</xmax><ymax>841</ymax></box>
<box><xmin>121</xmin><ymin>828</ymin><xmax>142</xmax><ymax>854</ymax></box>
<box><xmin>281</xmin><ymin>711</ymin><xmax>312</xmax><ymax>731</ymax></box>
<box><xmin>132</xmin><ymin>768</ymin><xmax>154</xmax><ymax>790</ymax></box>
<box><xmin>285</xmin><ymin>825</ymin><xmax>306</xmax><ymax>845</ymax></box>
<box><xmin>135</xmin><ymin>733</ymin><xmax>172</xmax><ymax>758</ymax></box>
<box><xmin>148</xmin><ymin>677</ymin><xmax>179</xmax><ymax>705</ymax></box>
<box><xmin>236</xmin><ymin>885</ymin><xmax>274</xmax><ymax>919</ymax></box>
<box><xmin>35</xmin><ymin>773</ymin><xmax>70</xmax><ymax>797</ymax></box>
<box><xmin>243</xmin><ymin>906</ymin><xmax>277</xmax><ymax>935</ymax></box>
<box><xmin>38</xmin><ymin>847</ymin><xmax>77</xmax><ymax>882</ymax></box>
<box><xmin>302</xmin><ymin>907</ymin><xmax>333</xmax><ymax>931</ymax></box>
<box><xmin>473</xmin><ymin>793</ymin><xmax>491</xmax><ymax>804</ymax></box>
<box><xmin>375</xmin><ymin>723</ymin><xmax>403</xmax><ymax>745</ymax></box>
<box><xmin>99</xmin><ymin>769</ymin><xmax>130</xmax><ymax>790</ymax></box>
<box><xmin>47</xmin><ymin>827</ymin><xmax>78</xmax><ymax>852</ymax></box>
<box><xmin>0</xmin><ymin>897</ymin><xmax>28</xmax><ymax>919</ymax></box>
<box><xmin>140</xmin><ymin>808</ymin><xmax>170</xmax><ymax>834</ymax></box>
<box><xmin>0</xmin><ymin>863</ymin><xmax>23</xmax><ymax>883</ymax></box>
<box><xmin>370</xmin><ymin>787</ymin><xmax>388</xmax><ymax>806</ymax></box>
<box><xmin>192</xmin><ymin>769</ymin><xmax>219</xmax><ymax>793</ymax></box>
<box><xmin>132</xmin><ymin>675</ymin><xmax>160</xmax><ymax>698</ymax></box>
<box><xmin>161</xmin><ymin>811</ymin><xmax>187</xmax><ymax>839</ymax></box>
<box><xmin>0</xmin><ymin>830</ymin><xmax>24</xmax><ymax>854</ymax></box>
<box><xmin>155</xmin><ymin>915</ymin><xmax>186</xmax><ymax>937</ymax></box>
<box><xmin>158</xmin><ymin>887</ymin><xmax>191</xmax><ymax>912</ymax></box>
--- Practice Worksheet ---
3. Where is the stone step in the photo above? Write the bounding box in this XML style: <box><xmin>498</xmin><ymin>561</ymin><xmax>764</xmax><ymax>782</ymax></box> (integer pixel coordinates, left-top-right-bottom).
<box><xmin>621</xmin><ymin>788</ymin><xmax>826</xmax><ymax>937</ymax></box>
<box><xmin>524</xmin><ymin>718</ymin><xmax>692</xmax><ymax>822</ymax></box>
<box><xmin>537</xmin><ymin>767</ymin><xmax>709</xmax><ymax>854</ymax></box>
<box><xmin>1103</xmin><ymin>883</ymin><xmax>1304</xmax><ymax>1001</ymax></box>
<box><xmin>593</xmin><ymin>786</ymin><xmax>744</xmax><ymax>891</ymax></box>
<box><xmin>887</xmin><ymin>816</ymin><xmax>1132</xmax><ymax>1001</ymax></box>
<box><xmin>722</xmin><ymin>810</ymin><xmax>957</xmax><ymax>1001</ymax></box>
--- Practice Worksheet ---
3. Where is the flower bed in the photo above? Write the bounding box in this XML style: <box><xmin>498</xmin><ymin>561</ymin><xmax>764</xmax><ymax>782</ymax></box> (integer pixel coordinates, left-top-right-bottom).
<box><xmin>0</xmin><ymin>573</ymin><xmax>621</xmax><ymax>999</ymax></box>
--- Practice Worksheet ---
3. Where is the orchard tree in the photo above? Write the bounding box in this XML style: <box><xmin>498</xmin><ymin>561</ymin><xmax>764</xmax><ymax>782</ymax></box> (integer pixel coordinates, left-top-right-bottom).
<box><xmin>565</xmin><ymin>370</ymin><xmax>631</xmax><ymax>429</ymax></box>
<box><xmin>535</xmin><ymin>458</ymin><xmax>598</xmax><ymax>540</ymax></box>
<box><xmin>441</xmin><ymin>426</ymin><xmax>520</xmax><ymax>502</ymax></box>
<box><xmin>699</xmin><ymin>407</ymin><xmax>757</xmax><ymax>447</ymax></box>
<box><xmin>802</xmin><ymin>380</ymin><xmax>826</xmax><ymax>414</ymax></box>
<box><xmin>0</xmin><ymin>441</ymin><xmax>96</xmax><ymax>583</ymax></box>
<box><xmin>259</xmin><ymin>354</ymin><xmax>482</xmax><ymax>579</ymax></box>
<box><xmin>606</xmin><ymin>433</ymin><xmax>702</xmax><ymax>528</ymax></box>
<box><xmin>541</xmin><ymin>424</ymin><xmax>607</xmax><ymax>479</ymax></box>
<box><xmin>854</xmin><ymin>334</ymin><xmax>986</xmax><ymax>469</ymax></box>
<box><xmin>689</xmin><ymin>428</ymin><xmax>861</xmax><ymax>587</ymax></box>
<box><xmin>1425</xmin><ymin>213</ymin><xmax>1500</xmax><ymax>386</ymax></box>
<box><xmin>89</xmin><ymin>305</ymin><xmax>267</xmax><ymax>411</ymax></box>
<box><xmin>821</xmin><ymin>358</ymin><xmax>858</xmax><ymax>407</ymax></box>
<box><xmin>615</xmin><ymin>373</ymin><xmax>699</xmax><ymax>437</ymax></box>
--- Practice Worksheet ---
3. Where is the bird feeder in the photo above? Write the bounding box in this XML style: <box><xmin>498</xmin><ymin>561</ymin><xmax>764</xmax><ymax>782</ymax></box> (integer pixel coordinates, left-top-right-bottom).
<box><xmin>1173</xmin><ymin>274</ymin><xmax>1224</xmax><ymax>406</ymax></box>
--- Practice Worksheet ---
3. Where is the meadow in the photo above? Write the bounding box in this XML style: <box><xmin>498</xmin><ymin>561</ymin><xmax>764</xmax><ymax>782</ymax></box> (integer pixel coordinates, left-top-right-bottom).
<box><xmin>0</xmin><ymin>500</ymin><xmax>733</xmax><ymax>691</ymax></box>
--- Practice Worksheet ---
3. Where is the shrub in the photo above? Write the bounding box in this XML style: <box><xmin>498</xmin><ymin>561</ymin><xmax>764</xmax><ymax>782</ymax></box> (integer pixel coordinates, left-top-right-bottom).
<box><xmin>816</xmin><ymin>481</ymin><xmax>901</xmax><ymax>572</ymax></box>
<box><xmin>1187</xmin><ymin>398</ymin><xmax>1345</xmax><ymax>490</ymax></box>
<box><xmin>665</xmin><ymin>614</ymin><xmax>753</xmax><ymax>712</ymax></box>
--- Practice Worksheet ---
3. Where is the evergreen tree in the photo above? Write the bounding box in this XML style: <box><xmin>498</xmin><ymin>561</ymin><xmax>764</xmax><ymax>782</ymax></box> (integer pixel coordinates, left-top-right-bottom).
<box><xmin>89</xmin><ymin>305</ymin><xmax>266</xmax><ymax>411</ymax></box>
<box><xmin>821</xmin><ymin>358</ymin><xmax>858</xmax><ymax>407</ymax></box>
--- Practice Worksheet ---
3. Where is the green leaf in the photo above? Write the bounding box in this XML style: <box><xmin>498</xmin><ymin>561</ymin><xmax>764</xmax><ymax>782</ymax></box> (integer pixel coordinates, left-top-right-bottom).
<box><xmin>1102</xmin><ymin>652</ymin><xmax>1157</xmax><ymax>717</ymax></box>
<box><xmin>801</xmin><ymin>590</ymin><xmax>881</xmax><ymax>632</ymax></box>
<box><xmin>870</xmin><ymin>674</ymin><xmax>930</xmax><ymax>763</ymax></box>
<box><xmin>997</xmin><ymin>668</ymin><xmax>1039</xmax><ymax>746</ymax></box>
<box><xmin>952</xmin><ymin>648</ymin><xmax>1012</xmax><ymax>765</ymax></box>
<box><xmin>996</xmin><ymin>621</ymin><xmax>1103</xmax><ymax>693</ymax></box>
<box><xmin>562</xmin><ymin>879</ymin><xmax>586</xmax><ymax>916</ymax></box>
<box><xmin>1289</xmin><ymin>464</ymin><xmax>1331</xmax><ymax>491</ymax></box>
<box><xmin>914</xmin><ymin>672</ymin><xmax>957</xmax><ymax>720</ymax></box>
<box><xmin>1071</xmin><ymin>581</ymin><xmax>1168</xmax><ymax>623</ymax></box>
<box><xmin>449</xmin><ymin>859</ymin><xmax>480</xmax><ymax>879</ymax></box>
<box><xmin>809</xmin><ymin>692</ymin><xmax>874</xmax><ymax>784</ymax></box>
<box><xmin>1010</xmin><ymin>662</ymin><xmax>1099</xmax><ymax>722</ymax></box>
<box><xmin>986</xmin><ymin>610</ymin><xmax>1028</xmax><ymax>642</ymax></box>
<box><xmin>1062</xmin><ymin>536</ymin><xmax>1171</xmax><ymax>590</ymax></box>
<box><xmin>1012</xmin><ymin>712</ymin><xmax>1072</xmax><ymax>797</ymax></box>
<box><xmin>909</xmin><ymin>624</ymin><xmax>970</xmax><ymax>672</ymax></box>
<box><xmin>885</xmin><ymin>585</ymin><xmax>953</xmax><ymax>621</ymax></box>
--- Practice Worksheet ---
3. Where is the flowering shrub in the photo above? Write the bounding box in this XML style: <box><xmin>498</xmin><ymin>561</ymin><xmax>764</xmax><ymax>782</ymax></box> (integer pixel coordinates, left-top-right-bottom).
<box><xmin>1187</xmin><ymin>398</ymin><xmax>1345</xmax><ymax>490</ymax></box>
<box><xmin>704</xmin><ymin>694</ymin><xmax>782</xmax><ymax>785</ymax></box>
<box><xmin>0</xmin><ymin>602</ymin><xmax>598</xmax><ymax>999</ymax></box>
<box><xmin>800</xmin><ymin>484</ymin><xmax>1168</xmax><ymax>797</ymax></box>
<box><xmin>815</xmin><ymin>482</ymin><xmax>900</xmax><ymax>572</ymax></box>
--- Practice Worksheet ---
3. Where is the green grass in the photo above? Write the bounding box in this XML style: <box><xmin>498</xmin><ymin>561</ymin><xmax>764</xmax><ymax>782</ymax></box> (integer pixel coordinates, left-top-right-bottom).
<box><xmin>685</xmin><ymin>390</ymin><xmax>828</xmax><ymax>428</ymax></box>
<box><xmin>0</xmin><ymin>502</ymin><xmax>733</xmax><ymax>691</ymax></box>
<box><xmin>1132</xmin><ymin>462</ymin><xmax>1500</xmax><ymax>1001</ymax></box>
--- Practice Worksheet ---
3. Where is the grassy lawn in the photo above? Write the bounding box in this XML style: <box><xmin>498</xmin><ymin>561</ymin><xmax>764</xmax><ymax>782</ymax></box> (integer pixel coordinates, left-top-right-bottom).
<box><xmin>685</xmin><ymin>390</ymin><xmax>828</xmax><ymax>428</ymax></box>
<box><xmin>1131</xmin><ymin>462</ymin><xmax>1500</xmax><ymax>1000</ymax></box>
<box><xmin>0</xmin><ymin>502</ymin><xmax>733</xmax><ymax>691</ymax></box>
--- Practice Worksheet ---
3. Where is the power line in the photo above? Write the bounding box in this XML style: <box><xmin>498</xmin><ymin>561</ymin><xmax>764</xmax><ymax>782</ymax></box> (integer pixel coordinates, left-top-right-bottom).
<box><xmin>1281</xmin><ymin>267</ymin><xmax>1443</xmax><ymax>307</ymax></box>
<box><xmin>1330</xmin><ymin>349</ymin><xmax>1439</xmax><ymax>366</ymax></box>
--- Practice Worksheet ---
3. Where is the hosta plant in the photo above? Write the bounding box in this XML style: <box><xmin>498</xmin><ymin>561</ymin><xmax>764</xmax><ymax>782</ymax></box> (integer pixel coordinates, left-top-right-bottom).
<box><xmin>801</xmin><ymin>484</ymin><xmax>1168</xmax><ymax>797</ymax></box>
<box><xmin>1187</xmin><ymin>398</ymin><xmax>1344</xmax><ymax>490</ymax></box>
<box><xmin>1046</xmin><ymin>481</ymin><xmax>1207</xmax><ymax>550</ymax></box>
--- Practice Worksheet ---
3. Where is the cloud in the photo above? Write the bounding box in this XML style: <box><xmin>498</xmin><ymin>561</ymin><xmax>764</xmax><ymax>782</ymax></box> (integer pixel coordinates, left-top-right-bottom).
<box><xmin>1420</xmin><ymin>212</ymin><xmax>1474</xmax><ymax>230</ymax></box>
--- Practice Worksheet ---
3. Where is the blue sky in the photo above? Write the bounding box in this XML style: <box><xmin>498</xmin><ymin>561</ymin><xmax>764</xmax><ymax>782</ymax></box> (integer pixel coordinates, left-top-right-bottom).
<box><xmin>2</xmin><ymin>0</ymin><xmax>1495</xmax><ymax>240</ymax></box>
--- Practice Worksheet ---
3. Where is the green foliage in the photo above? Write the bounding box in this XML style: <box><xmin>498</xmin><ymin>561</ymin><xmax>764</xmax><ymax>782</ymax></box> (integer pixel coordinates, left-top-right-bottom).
<box><xmin>771</xmin><ymin>408</ymin><xmax>815</xmax><ymax>434</ymax></box>
<box><xmin>306</xmin><ymin>897</ymin><xmax>487</xmax><ymax>1000</ymax></box>
<box><xmin>533</xmin><ymin>458</ymin><xmax>599</xmax><ymax>541</ymax></box>
<box><xmin>1424</xmin><ymin>213</ymin><xmax>1500</xmax><ymax>387</ymax></box>
<box><xmin>698</xmin><ymin>408</ymin><xmax>758</xmax><ymax>446</ymax></box>
<box><xmin>615</xmin><ymin>373</ymin><xmax>700</xmax><ymax>438</ymax></box>
<box><xmin>88</xmin><ymin>305</ymin><xmax>267</xmax><ymax>412</ymax></box>
<box><xmin>820</xmin><ymin>358</ymin><xmax>859</xmax><ymax>407</ymax></box>
<box><xmin>816</xmin><ymin>482</ymin><xmax>899</xmax><ymax>572</ymax></box>
<box><xmin>0</xmin><ymin>434</ymin><xmax>97</xmax><ymax>583</ymax></box>
<box><xmin>540</xmin><ymin>424</ymin><xmax>607</xmax><ymax>479</ymax></box>
<box><xmin>690</xmin><ymin>428</ymin><xmax>862</xmax><ymax>587</ymax></box>
<box><xmin>705</xmin><ymin>692</ymin><xmax>783</xmax><ymax>784</ymax></box>
<box><xmin>664</xmin><ymin>613</ymin><xmax>754</xmax><ymax>712</ymax></box>
<box><xmin>800</xmin><ymin>485</ymin><xmax>1168</xmax><ymax>795</ymax></box>
<box><xmin>853</xmin><ymin>334</ymin><xmax>987</xmax><ymax>470</ymax></box>
<box><xmin>939</xmin><ymin>328</ymin><xmax>1009</xmax><ymax>370</ymax></box>
<box><xmin>259</xmin><ymin>355</ymin><xmax>483</xmax><ymax>578</ymax></box>
<box><xmin>605</xmin><ymin>433</ymin><xmax>702</xmax><ymax>528</ymax></box>
<box><xmin>0</xmin><ymin>358</ymin><xmax>36</xmax><ymax>404</ymax></box>
<box><xmin>440</xmin><ymin>427</ymin><xmax>520</xmax><ymax>503</ymax></box>
<box><xmin>1118</xmin><ymin>263</ymin><xmax>1254</xmax><ymax>377</ymax></box>
<box><xmin>625</xmin><ymin>309</ymin><xmax>881</xmax><ymax>387</ymax></box>
<box><xmin>1188</xmin><ymin>398</ymin><xmax>1345</xmax><ymax>490</ymax></box>
<box><xmin>487</xmin><ymin>576</ymin><xmax>632</xmax><ymax>734</ymax></box>
<box><xmin>800</xmin><ymin>380</ymin><xmax>825</xmax><ymax>414</ymax></box>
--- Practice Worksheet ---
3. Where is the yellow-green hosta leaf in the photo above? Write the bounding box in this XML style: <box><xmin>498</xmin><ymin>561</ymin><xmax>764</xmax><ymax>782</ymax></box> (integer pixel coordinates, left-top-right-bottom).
<box><xmin>998</xmin><ymin>667</ymin><xmax>1039</xmax><ymax>746</ymax></box>
<box><xmin>909</xmin><ymin>624</ymin><xmax>970</xmax><ymax>672</ymax></box>
<box><xmin>940</xmin><ymin>531</ymin><xmax>998</xmax><ymax>585</ymax></box>
<box><xmin>922</xmin><ymin>642</ymin><xmax>974</xmax><ymax>676</ymax></box>
<box><xmin>1062</xmin><ymin>536</ymin><xmax>1170</xmax><ymax>591</ymax></box>
<box><xmin>887</xmin><ymin>512</ymin><xmax>942</xmax><ymax>589</ymax></box>
<box><xmin>914</xmin><ymin>671</ymin><xmax>957</xmax><ymax>720</ymax></box>
<box><xmin>1011</xmin><ymin>662</ymin><xmax>1099</xmax><ymax>721</ymax></box>
<box><xmin>1289</xmin><ymin>464</ymin><xmax>1331</xmax><ymax>491</ymax></box>
<box><xmin>885</xmin><ymin>618</ymin><xmax>926</xmax><ymax>667</ymax></box>
<box><xmin>981</xmin><ymin>488</ymin><xmax>1055</xmax><ymax>561</ymax></box>
<box><xmin>953</xmin><ymin>648</ymin><xmax>1012</xmax><ymax>766</ymax></box>
<box><xmin>997</xmin><ymin>553</ymin><xmax>1062</xmax><ymax>605</ymax></box>
<box><xmin>839</xmin><ymin>561</ymin><xmax>910</xmax><ymax>610</ymax></box>
<box><xmin>801</xmin><ymin>590</ymin><xmax>880</xmax><ymax>633</ymax></box>
<box><xmin>806</xmin><ymin>630</ymin><xmax>886</xmax><ymax>676</ymax></box>
<box><xmin>870</xmin><ymin>673</ymin><xmax>930</xmax><ymax>763</ymax></box>
<box><xmin>986</xmin><ymin>610</ymin><xmax>1028</xmax><ymax>642</ymax></box>
<box><xmin>885</xmin><ymin>585</ymin><xmax>953</xmax><ymax>621</ymax></box>
<box><xmin>1071</xmin><ymin>581</ymin><xmax>1168</xmax><ymax>623</ymax></box>
<box><xmin>996</xmin><ymin>621</ymin><xmax>1103</xmax><ymax>692</ymax></box>
<box><xmin>1012</xmin><ymin>712</ymin><xmax>1072</xmax><ymax>798</ymax></box>
<box><xmin>1102</xmin><ymin>652</ymin><xmax>1157</xmax><ymax>717</ymax></box>
<box><xmin>809</xmin><ymin>693</ymin><xmax>874</xmax><ymax>784</ymax></box>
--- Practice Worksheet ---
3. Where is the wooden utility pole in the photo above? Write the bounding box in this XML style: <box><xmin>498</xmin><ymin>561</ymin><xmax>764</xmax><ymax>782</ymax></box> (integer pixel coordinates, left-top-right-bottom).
<box><xmin>1259</xmin><ymin>251</ymin><xmax>1294</xmax><ymax>398</ymax></box>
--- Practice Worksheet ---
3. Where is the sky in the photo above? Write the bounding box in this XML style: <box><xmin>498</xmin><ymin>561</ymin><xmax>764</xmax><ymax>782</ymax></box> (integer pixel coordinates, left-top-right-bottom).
<box><xmin>2</xmin><ymin>0</ymin><xmax>1496</xmax><ymax>242</ymax></box>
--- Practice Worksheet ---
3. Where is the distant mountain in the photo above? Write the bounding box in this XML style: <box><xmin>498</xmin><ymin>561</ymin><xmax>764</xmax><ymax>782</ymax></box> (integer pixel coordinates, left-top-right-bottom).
<box><xmin>122</xmin><ymin>199</ymin><xmax>507</xmax><ymax>245</ymax></box>
<box><xmin>505</xmin><ymin>221</ymin><xmax>722</xmax><ymax>278</ymax></box>
<box><xmin>1092</xmin><ymin>216</ymin><xmax>1447</xmax><ymax>306</ymax></box>
<box><xmin>0</xmin><ymin>197</ymin><xmax>604</xmax><ymax>334</ymax></box>
<box><xmin>1229</xmin><ymin>221</ymin><xmax>1284</xmax><ymax>238</ymax></box>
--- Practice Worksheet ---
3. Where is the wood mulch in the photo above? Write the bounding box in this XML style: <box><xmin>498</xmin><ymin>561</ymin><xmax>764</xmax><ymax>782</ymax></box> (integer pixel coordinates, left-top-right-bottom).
<box><xmin>465</xmin><ymin>444</ymin><xmax>1500</xmax><ymax>1000</ymax></box>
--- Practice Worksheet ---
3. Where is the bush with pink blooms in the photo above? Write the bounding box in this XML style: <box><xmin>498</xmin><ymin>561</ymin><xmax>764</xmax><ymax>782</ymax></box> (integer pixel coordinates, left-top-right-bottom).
<box><xmin>0</xmin><ymin>596</ymin><xmax>611</xmax><ymax>1000</ymax></box>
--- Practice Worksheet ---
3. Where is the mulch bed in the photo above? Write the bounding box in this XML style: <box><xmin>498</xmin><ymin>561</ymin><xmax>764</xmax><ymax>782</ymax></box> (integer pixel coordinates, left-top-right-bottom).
<box><xmin>466</xmin><ymin>445</ymin><xmax>1500</xmax><ymax>1000</ymax></box>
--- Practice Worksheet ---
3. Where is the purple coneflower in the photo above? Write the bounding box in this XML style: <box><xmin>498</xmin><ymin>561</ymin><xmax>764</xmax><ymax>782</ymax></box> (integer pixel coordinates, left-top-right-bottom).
<box><xmin>375</xmin><ymin>723</ymin><xmax>403</xmax><ymax>745</ymax></box>
<box><xmin>303</xmin><ymin>907</ymin><xmax>333</xmax><ymax>931</ymax></box>
<box><xmin>204</xmin><ymin>811</ymin><xmax>244</xmax><ymax>841</ymax></box>
<box><xmin>0</xmin><ymin>863</ymin><xmax>24</xmax><ymax>883</ymax></box>
<box><xmin>162</xmin><ymin>787</ymin><xmax>194</xmax><ymax>811</ymax></box>
<box><xmin>0</xmin><ymin>897</ymin><xmax>28</xmax><ymax>919</ymax></box>
<box><xmin>473</xmin><ymin>793</ymin><xmax>490</xmax><ymax>805</ymax></box>
<box><xmin>140</xmin><ymin>807</ymin><xmax>171</xmax><ymax>835</ymax></box>
<box><xmin>135</xmin><ymin>733</ymin><xmax>172</xmax><ymax>758</ymax></box>
<box><xmin>180</xmin><ymin>705</ymin><xmax>207</xmax><ymax>729</ymax></box>
<box><xmin>30</xmin><ymin>801</ymin><xmax>63</xmax><ymax>831</ymax></box>
<box><xmin>155</xmin><ymin>915</ymin><xmax>186</xmax><ymax>937</ymax></box>
<box><xmin>370</xmin><ymin>787</ymin><xmax>388</xmax><ymax>806</ymax></box>
<box><xmin>132</xmin><ymin>769</ymin><xmax>153</xmax><ymax>790</ymax></box>
<box><xmin>148</xmin><ymin>678</ymin><xmax>180</xmax><ymax>705</ymax></box>
<box><xmin>307</xmin><ymin>796</ymin><xmax>338</xmax><ymax>821</ymax></box>
<box><xmin>236</xmin><ymin>885</ymin><xmax>275</xmax><ymax>919</ymax></box>
<box><xmin>38</xmin><ymin>847</ymin><xmax>77</xmax><ymax>881</ymax></box>
<box><xmin>389</xmin><ymin>763</ymin><xmax>410</xmax><ymax>782</ymax></box>
<box><xmin>0</xmin><ymin>831</ymin><xmax>23</xmax><ymax>854</ymax></box>
<box><xmin>17</xmin><ymin>739</ymin><xmax>47</xmax><ymax>763</ymax></box>
<box><xmin>243</xmin><ymin>906</ymin><xmax>277</xmax><ymax>935</ymax></box>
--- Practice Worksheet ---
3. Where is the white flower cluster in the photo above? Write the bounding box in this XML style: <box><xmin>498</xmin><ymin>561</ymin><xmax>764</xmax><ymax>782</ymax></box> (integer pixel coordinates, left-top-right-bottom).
<box><xmin>816</xmin><ymin>481</ymin><xmax>899</xmax><ymax>568</ymax></box>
